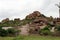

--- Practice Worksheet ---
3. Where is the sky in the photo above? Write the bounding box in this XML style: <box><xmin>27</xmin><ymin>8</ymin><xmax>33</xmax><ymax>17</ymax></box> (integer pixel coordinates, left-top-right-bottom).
<box><xmin>0</xmin><ymin>0</ymin><xmax>60</xmax><ymax>21</ymax></box>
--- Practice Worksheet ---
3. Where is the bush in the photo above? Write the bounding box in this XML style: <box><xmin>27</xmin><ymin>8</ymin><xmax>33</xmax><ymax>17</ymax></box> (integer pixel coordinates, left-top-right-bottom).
<box><xmin>0</xmin><ymin>29</ymin><xmax>8</xmax><ymax>36</ymax></box>
<box><xmin>52</xmin><ymin>25</ymin><xmax>60</xmax><ymax>36</ymax></box>
<box><xmin>40</xmin><ymin>30</ymin><xmax>51</xmax><ymax>35</ymax></box>
<box><xmin>0</xmin><ymin>27</ymin><xmax>8</xmax><ymax>37</ymax></box>
<box><xmin>0</xmin><ymin>27</ymin><xmax>19</xmax><ymax>37</ymax></box>
<box><xmin>39</xmin><ymin>27</ymin><xmax>51</xmax><ymax>35</ymax></box>
<box><xmin>55</xmin><ymin>25</ymin><xmax>60</xmax><ymax>31</ymax></box>
<box><xmin>7</xmin><ymin>28</ymin><xmax>19</xmax><ymax>36</ymax></box>
<box><xmin>7</xmin><ymin>28</ymin><xmax>16</xmax><ymax>34</ymax></box>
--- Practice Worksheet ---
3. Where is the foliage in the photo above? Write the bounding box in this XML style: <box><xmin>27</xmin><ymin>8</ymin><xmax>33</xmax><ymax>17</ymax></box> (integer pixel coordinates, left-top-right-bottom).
<box><xmin>20</xmin><ymin>19</ymin><xmax>33</xmax><ymax>25</ymax></box>
<box><xmin>40</xmin><ymin>30</ymin><xmax>51</xmax><ymax>35</ymax></box>
<box><xmin>0</xmin><ymin>27</ymin><xmax>19</xmax><ymax>37</ymax></box>
<box><xmin>7</xmin><ymin>28</ymin><xmax>20</xmax><ymax>36</ymax></box>
<box><xmin>55</xmin><ymin>25</ymin><xmax>60</xmax><ymax>31</ymax></box>
<box><xmin>0</xmin><ymin>27</ymin><xmax>8</xmax><ymax>36</ymax></box>
<box><xmin>7</xmin><ymin>28</ymin><xmax>16</xmax><ymax>34</ymax></box>
<box><xmin>39</xmin><ymin>26</ymin><xmax>51</xmax><ymax>35</ymax></box>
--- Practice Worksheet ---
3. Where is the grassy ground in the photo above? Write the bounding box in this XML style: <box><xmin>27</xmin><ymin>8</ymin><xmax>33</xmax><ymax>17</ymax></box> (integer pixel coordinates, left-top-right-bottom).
<box><xmin>0</xmin><ymin>35</ymin><xmax>60</xmax><ymax>40</ymax></box>
<box><xmin>0</xmin><ymin>37</ymin><xmax>14</xmax><ymax>40</ymax></box>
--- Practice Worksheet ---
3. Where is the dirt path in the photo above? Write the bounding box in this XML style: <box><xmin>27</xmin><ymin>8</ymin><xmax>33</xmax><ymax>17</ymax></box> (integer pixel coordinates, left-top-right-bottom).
<box><xmin>20</xmin><ymin>24</ymin><xmax>29</xmax><ymax>35</ymax></box>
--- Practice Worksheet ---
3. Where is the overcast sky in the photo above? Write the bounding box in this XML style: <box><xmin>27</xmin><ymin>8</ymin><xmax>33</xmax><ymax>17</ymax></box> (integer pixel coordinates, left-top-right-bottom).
<box><xmin>0</xmin><ymin>0</ymin><xmax>60</xmax><ymax>21</ymax></box>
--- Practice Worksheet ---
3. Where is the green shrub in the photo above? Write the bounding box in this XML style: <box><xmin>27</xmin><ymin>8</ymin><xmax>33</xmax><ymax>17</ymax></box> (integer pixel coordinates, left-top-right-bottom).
<box><xmin>53</xmin><ymin>25</ymin><xmax>60</xmax><ymax>36</ymax></box>
<box><xmin>7</xmin><ymin>28</ymin><xmax>19</xmax><ymax>36</ymax></box>
<box><xmin>0</xmin><ymin>27</ymin><xmax>19</xmax><ymax>37</ymax></box>
<box><xmin>56</xmin><ymin>25</ymin><xmax>60</xmax><ymax>31</ymax></box>
<box><xmin>0</xmin><ymin>29</ymin><xmax>8</xmax><ymax>37</ymax></box>
<box><xmin>7</xmin><ymin>28</ymin><xmax>16</xmax><ymax>34</ymax></box>
<box><xmin>39</xmin><ymin>27</ymin><xmax>51</xmax><ymax>35</ymax></box>
<box><xmin>40</xmin><ymin>30</ymin><xmax>51</xmax><ymax>35</ymax></box>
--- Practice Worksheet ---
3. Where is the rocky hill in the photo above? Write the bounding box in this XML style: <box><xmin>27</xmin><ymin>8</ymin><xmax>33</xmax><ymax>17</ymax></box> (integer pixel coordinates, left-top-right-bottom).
<box><xmin>25</xmin><ymin>11</ymin><xmax>46</xmax><ymax>19</ymax></box>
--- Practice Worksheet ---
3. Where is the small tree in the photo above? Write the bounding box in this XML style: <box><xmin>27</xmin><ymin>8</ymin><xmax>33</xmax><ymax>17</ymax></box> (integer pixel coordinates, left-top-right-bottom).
<box><xmin>7</xmin><ymin>28</ymin><xmax>18</xmax><ymax>36</ymax></box>
<box><xmin>56</xmin><ymin>25</ymin><xmax>60</xmax><ymax>31</ymax></box>
<box><xmin>52</xmin><ymin>25</ymin><xmax>60</xmax><ymax>36</ymax></box>
<box><xmin>0</xmin><ymin>27</ymin><xmax>8</xmax><ymax>37</ymax></box>
<box><xmin>39</xmin><ymin>26</ymin><xmax>51</xmax><ymax>35</ymax></box>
